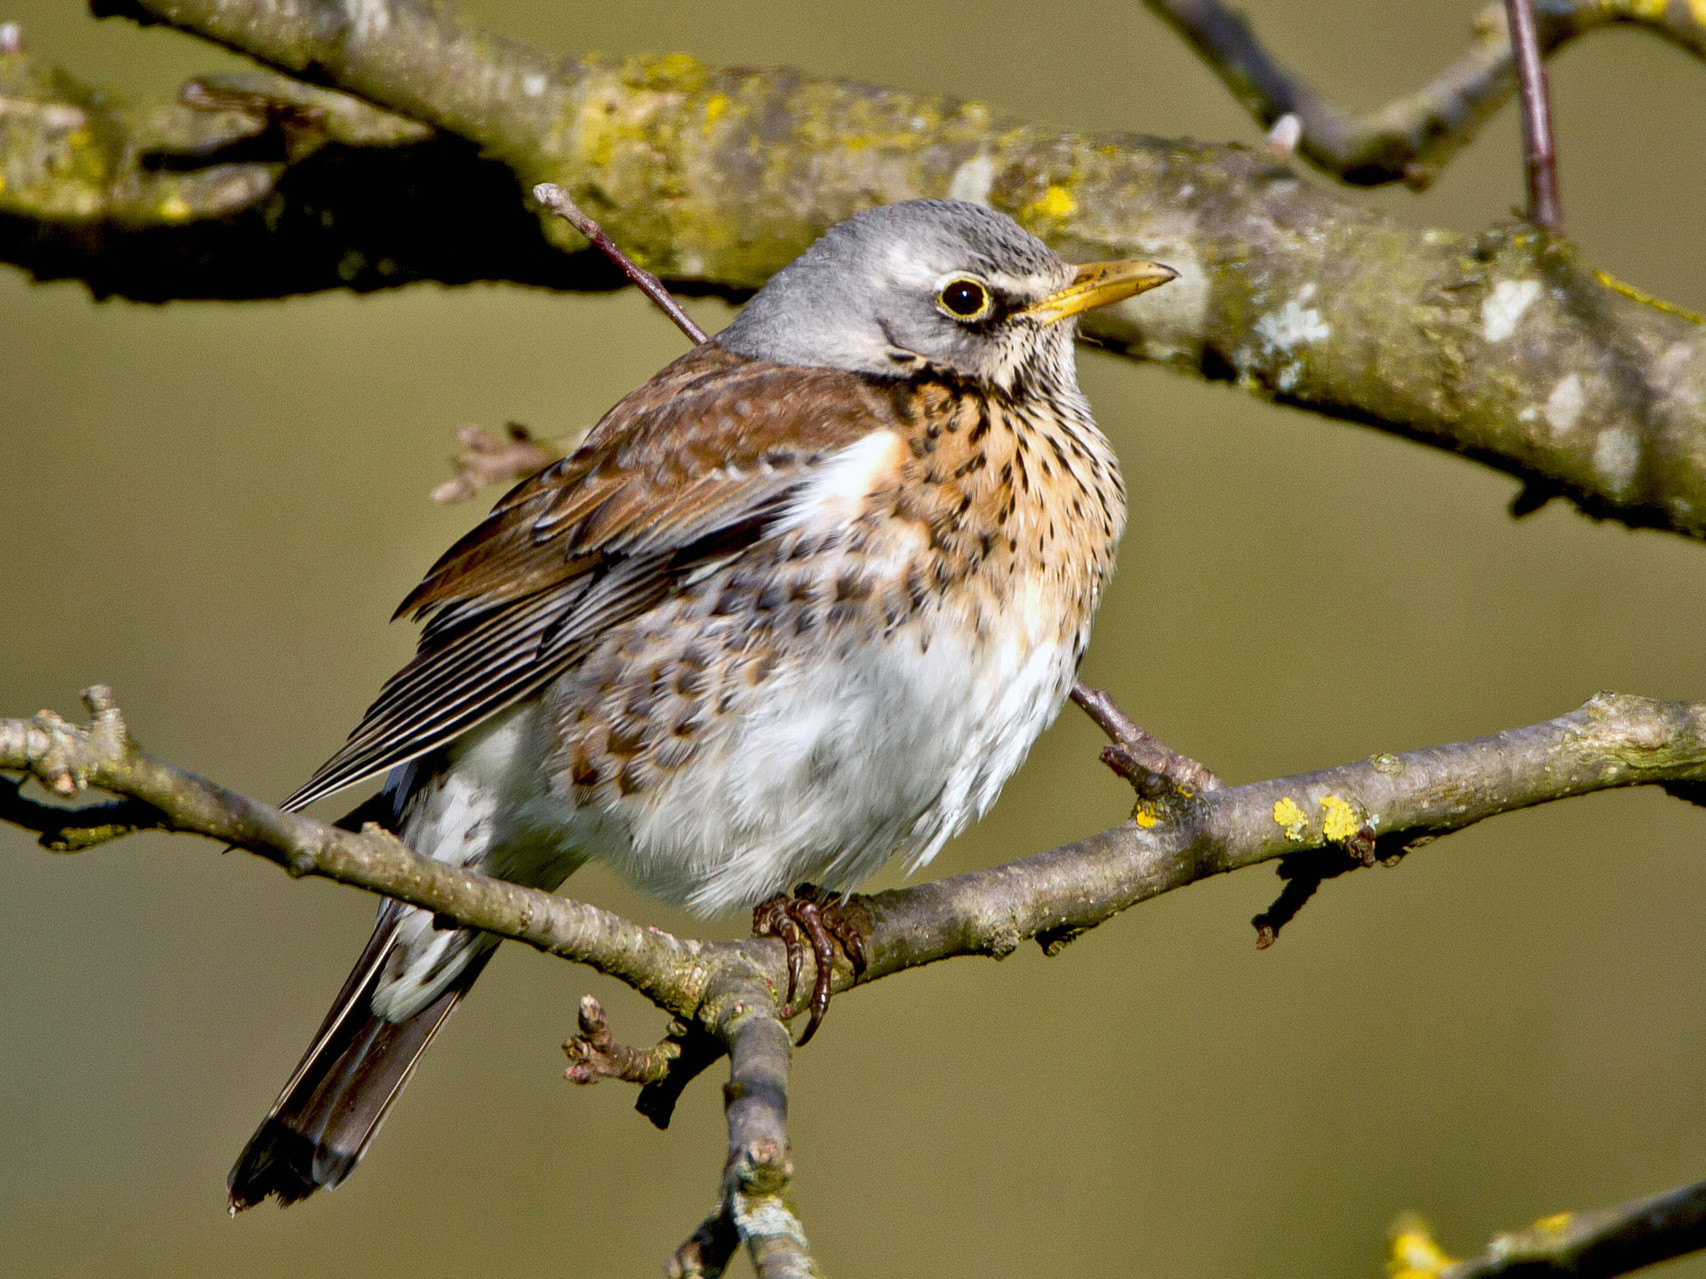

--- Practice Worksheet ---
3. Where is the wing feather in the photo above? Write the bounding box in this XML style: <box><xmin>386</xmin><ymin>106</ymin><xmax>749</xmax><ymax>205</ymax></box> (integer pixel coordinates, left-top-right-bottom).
<box><xmin>281</xmin><ymin>345</ymin><xmax>902</xmax><ymax>813</ymax></box>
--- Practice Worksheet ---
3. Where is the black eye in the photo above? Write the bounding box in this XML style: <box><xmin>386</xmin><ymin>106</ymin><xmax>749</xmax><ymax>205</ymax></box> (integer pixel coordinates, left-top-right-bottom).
<box><xmin>938</xmin><ymin>278</ymin><xmax>990</xmax><ymax>319</ymax></box>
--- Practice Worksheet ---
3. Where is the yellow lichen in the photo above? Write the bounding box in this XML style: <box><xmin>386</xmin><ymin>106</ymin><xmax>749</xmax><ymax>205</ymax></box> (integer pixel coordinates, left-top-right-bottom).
<box><xmin>158</xmin><ymin>195</ymin><xmax>191</xmax><ymax>222</ymax></box>
<box><xmin>1133</xmin><ymin>802</ymin><xmax>1159</xmax><ymax>829</ymax></box>
<box><xmin>641</xmin><ymin>51</ymin><xmax>706</xmax><ymax>92</ymax></box>
<box><xmin>1534</xmin><ymin>1212</ymin><xmax>1573</xmax><ymax>1233</ymax></box>
<box><xmin>703</xmin><ymin>92</ymin><xmax>729</xmax><ymax>128</ymax></box>
<box><xmin>1627</xmin><ymin>0</ymin><xmax>1667</xmax><ymax>17</ymax></box>
<box><xmin>1273</xmin><ymin>797</ymin><xmax>1308</xmax><ymax>840</ymax></box>
<box><xmin>1026</xmin><ymin>184</ymin><xmax>1076</xmax><ymax>222</ymax></box>
<box><xmin>1320</xmin><ymin>794</ymin><xmax>1360</xmax><ymax>842</ymax></box>
<box><xmin>1387</xmin><ymin>1219</ymin><xmax>1456</xmax><ymax>1279</ymax></box>
<box><xmin>1691</xmin><ymin>0</ymin><xmax>1706</xmax><ymax>27</ymax></box>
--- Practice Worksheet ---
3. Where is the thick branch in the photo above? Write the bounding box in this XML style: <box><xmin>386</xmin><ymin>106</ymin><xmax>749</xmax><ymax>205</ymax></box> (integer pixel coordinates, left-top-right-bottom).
<box><xmin>1145</xmin><ymin>0</ymin><xmax>1706</xmax><ymax>189</ymax></box>
<box><xmin>5</xmin><ymin>3</ymin><xmax>1706</xmax><ymax>539</ymax></box>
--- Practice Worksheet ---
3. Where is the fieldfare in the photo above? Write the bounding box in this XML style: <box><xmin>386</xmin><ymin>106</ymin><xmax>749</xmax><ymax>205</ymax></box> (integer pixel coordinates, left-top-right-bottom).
<box><xmin>228</xmin><ymin>198</ymin><xmax>1176</xmax><ymax>1209</ymax></box>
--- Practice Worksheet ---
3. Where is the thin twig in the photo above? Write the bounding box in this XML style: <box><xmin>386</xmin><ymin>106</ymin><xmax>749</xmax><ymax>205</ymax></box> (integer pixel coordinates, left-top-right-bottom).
<box><xmin>533</xmin><ymin>183</ymin><xmax>708</xmax><ymax>344</ymax></box>
<box><xmin>432</xmin><ymin>423</ymin><xmax>562</xmax><ymax>503</ymax></box>
<box><xmin>563</xmin><ymin>995</ymin><xmax>682</xmax><ymax>1086</ymax></box>
<box><xmin>1144</xmin><ymin>0</ymin><xmax>1702</xmax><ymax>190</ymax></box>
<box><xmin>1504</xmin><ymin>0</ymin><xmax>1563</xmax><ymax>230</ymax></box>
<box><xmin>1387</xmin><ymin>1177</ymin><xmax>1706</xmax><ymax>1278</ymax></box>
<box><xmin>1070</xmin><ymin>681</ymin><xmax>1221</xmax><ymax>796</ymax></box>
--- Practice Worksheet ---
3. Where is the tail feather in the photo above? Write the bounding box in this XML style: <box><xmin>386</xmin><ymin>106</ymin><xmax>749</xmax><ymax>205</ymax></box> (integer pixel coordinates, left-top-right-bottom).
<box><xmin>226</xmin><ymin>902</ymin><xmax>493</xmax><ymax>1210</ymax></box>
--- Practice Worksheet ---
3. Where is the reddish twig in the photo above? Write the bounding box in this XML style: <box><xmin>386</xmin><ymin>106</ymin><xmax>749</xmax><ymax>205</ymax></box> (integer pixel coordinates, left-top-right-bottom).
<box><xmin>1504</xmin><ymin>0</ymin><xmax>1563</xmax><ymax>230</ymax></box>
<box><xmin>562</xmin><ymin>992</ymin><xmax>729</xmax><ymax>1131</ymax></box>
<box><xmin>563</xmin><ymin>995</ymin><xmax>682</xmax><ymax>1086</ymax></box>
<box><xmin>533</xmin><ymin>183</ymin><xmax>708</xmax><ymax>344</ymax></box>
<box><xmin>1069</xmin><ymin>681</ymin><xmax>1221</xmax><ymax>796</ymax></box>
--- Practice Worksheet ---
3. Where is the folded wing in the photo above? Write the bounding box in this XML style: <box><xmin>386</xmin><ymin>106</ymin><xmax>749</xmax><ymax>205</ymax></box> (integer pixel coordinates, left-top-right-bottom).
<box><xmin>281</xmin><ymin>345</ymin><xmax>898</xmax><ymax>813</ymax></box>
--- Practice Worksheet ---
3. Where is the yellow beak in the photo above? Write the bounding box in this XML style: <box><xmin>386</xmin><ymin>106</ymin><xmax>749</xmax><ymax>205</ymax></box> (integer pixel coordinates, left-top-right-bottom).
<box><xmin>1023</xmin><ymin>260</ymin><xmax>1178</xmax><ymax>324</ymax></box>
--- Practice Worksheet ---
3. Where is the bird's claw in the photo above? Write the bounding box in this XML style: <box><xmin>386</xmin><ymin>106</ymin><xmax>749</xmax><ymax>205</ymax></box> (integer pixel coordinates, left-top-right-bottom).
<box><xmin>751</xmin><ymin>883</ymin><xmax>869</xmax><ymax>1046</ymax></box>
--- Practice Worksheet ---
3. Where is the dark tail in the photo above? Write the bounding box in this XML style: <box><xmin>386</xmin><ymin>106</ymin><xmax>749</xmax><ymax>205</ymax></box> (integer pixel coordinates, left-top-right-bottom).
<box><xmin>229</xmin><ymin>783</ymin><xmax>489</xmax><ymax>1210</ymax></box>
<box><xmin>227</xmin><ymin>903</ymin><xmax>494</xmax><ymax>1210</ymax></box>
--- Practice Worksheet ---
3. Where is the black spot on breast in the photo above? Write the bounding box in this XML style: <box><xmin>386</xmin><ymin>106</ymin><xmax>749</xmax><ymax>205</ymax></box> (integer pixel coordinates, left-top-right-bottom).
<box><xmin>906</xmin><ymin>563</ymin><xmax>930</xmax><ymax>610</ymax></box>
<box><xmin>570</xmin><ymin>749</ymin><xmax>600</xmax><ymax>788</ymax></box>
<box><xmin>606</xmin><ymin>723</ymin><xmax>644</xmax><ymax>759</ymax></box>
<box><xmin>835</xmin><ymin>572</ymin><xmax>872</xmax><ymax>602</ymax></box>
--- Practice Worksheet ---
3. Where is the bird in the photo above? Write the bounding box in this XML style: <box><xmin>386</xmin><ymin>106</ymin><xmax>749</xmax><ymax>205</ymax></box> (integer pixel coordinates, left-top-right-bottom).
<box><xmin>226</xmin><ymin>198</ymin><xmax>1176</xmax><ymax>1210</ymax></box>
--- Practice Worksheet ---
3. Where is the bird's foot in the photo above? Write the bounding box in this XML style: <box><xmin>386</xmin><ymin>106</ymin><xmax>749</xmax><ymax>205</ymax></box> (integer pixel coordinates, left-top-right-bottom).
<box><xmin>751</xmin><ymin>883</ymin><xmax>870</xmax><ymax>1046</ymax></box>
<box><xmin>1070</xmin><ymin>679</ymin><xmax>1221</xmax><ymax>799</ymax></box>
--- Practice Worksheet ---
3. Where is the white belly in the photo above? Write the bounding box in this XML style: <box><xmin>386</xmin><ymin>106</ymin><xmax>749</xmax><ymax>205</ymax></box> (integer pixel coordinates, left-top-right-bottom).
<box><xmin>589</xmin><ymin>596</ymin><xmax>1082</xmax><ymax>914</ymax></box>
<box><xmin>400</xmin><ymin>578</ymin><xmax>1085</xmax><ymax>922</ymax></box>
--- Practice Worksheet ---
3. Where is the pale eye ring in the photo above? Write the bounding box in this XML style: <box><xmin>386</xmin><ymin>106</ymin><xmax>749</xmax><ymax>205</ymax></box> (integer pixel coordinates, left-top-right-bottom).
<box><xmin>937</xmin><ymin>277</ymin><xmax>992</xmax><ymax>320</ymax></box>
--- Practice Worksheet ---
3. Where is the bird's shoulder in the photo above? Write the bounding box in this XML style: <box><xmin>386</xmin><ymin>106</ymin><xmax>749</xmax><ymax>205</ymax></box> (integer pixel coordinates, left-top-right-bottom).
<box><xmin>400</xmin><ymin>343</ymin><xmax>907</xmax><ymax>621</ymax></box>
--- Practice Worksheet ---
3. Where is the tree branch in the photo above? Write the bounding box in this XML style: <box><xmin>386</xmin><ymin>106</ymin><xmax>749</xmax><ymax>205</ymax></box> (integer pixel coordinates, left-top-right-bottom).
<box><xmin>8</xmin><ymin>686</ymin><xmax>1706</xmax><ymax>1269</ymax></box>
<box><xmin>1144</xmin><ymin>0</ymin><xmax>1706</xmax><ymax>190</ymax></box>
<box><xmin>6</xmin><ymin>1</ymin><xmax>1706</xmax><ymax>540</ymax></box>
<box><xmin>7</xmin><ymin>684</ymin><xmax>1706</xmax><ymax>1039</ymax></box>
<box><xmin>1389</xmin><ymin>1178</ymin><xmax>1706</xmax><ymax>1279</ymax></box>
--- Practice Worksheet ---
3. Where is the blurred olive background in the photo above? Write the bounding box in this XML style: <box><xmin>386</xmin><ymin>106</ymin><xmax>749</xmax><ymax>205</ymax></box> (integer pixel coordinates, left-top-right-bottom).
<box><xmin>4</xmin><ymin>2</ymin><xmax>1706</xmax><ymax>1275</ymax></box>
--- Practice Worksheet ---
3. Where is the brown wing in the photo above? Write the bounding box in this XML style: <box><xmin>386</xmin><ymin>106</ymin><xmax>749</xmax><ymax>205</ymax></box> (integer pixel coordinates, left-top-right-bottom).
<box><xmin>280</xmin><ymin>344</ymin><xmax>897</xmax><ymax>812</ymax></box>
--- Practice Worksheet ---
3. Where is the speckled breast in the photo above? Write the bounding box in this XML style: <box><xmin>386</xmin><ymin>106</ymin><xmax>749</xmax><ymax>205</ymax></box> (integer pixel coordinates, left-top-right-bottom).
<box><xmin>541</xmin><ymin>370</ymin><xmax>1126</xmax><ymax>911</ymax></box>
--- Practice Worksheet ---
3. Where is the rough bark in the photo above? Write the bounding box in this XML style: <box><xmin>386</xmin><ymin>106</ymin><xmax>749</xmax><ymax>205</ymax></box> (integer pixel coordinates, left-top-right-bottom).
<box><xmin>3</xmin><ymin>0</ymin><xmax>1706</xmax><ymax>538</ymax></box>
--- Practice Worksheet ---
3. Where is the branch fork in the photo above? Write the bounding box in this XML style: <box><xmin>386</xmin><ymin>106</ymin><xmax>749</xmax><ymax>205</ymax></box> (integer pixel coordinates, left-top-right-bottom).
<box><xmin>12</xmin><ymin>685</ymin><xmax>1706</xmax><ymax>1270</ymax></box>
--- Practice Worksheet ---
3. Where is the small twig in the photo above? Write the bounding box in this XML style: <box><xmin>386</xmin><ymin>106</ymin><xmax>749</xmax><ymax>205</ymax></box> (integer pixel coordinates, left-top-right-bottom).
<box><xmin>1388</xmin><ymin>1177</ymin><xmax>1706</xmax><ymax>1278</ymax></box>
<box><xmin>533</xmin><ymin>183</ymin><xmax>707</xmax><ymax>345</ymax></box>
<box><xmin>1144</xmin><ymin>0</ymin><xmax>1701</xmax><ymax>191</ymax></box>
<box><xmin>1070</xmin><ymin>680</ymin><xmax>1221</xmax><ymax>796</ymax></box>
<box><xmin>667</xmin><ymin>1207</ymin><xmax>741</xmax><ymax>1279</ymax></box>
<box><xmin>1250</xmin><ymin>844</ymin><xmax>1379</xmax><ymax>949</ymax></box>
<box><xmin>432</xmin><ymin>422</ymin><xmax>563</xmax><ymax>503</ymax></box>
<box><xmin>636</xmin><ymin>1025</ymin><xmax>729</xmax><ymax>1130</ymax></box>
<box><xmin>563</xmin><ymin>995</ymin><xmax>681</xmax><ymax>1086</ymax></box>
<box><xmin>0</xmin><ymin>773</ymin><xmax>165</xmax><ymax>851</ymax></box>
<box><xmin>1504</xmin><ymin>0</ymin><xmax>1563</xmax><ymax>230</ymax></box>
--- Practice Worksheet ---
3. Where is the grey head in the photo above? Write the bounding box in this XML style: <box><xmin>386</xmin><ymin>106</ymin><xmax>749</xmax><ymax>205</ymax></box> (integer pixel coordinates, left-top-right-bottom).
<box><xmin>716</xmin><ymin>199</ymin><xmax>1175</xmax><ymax>392</ymax></box>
